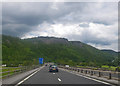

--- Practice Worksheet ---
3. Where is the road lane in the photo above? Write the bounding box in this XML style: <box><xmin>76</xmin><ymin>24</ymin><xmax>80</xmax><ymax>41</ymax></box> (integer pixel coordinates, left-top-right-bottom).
<box><xmin>21</xmin><ymin>66</ymin><xmax>59</xmax><ymax>84</ymax></box>
<box><xmin>18</xmin><ymin>66</ymin><xmax>111</xmax><ymax>85</ymax></box>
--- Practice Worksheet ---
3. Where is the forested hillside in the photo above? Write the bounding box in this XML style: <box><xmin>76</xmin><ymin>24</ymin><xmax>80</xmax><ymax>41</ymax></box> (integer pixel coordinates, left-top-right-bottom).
<box><xmin>2</xmin><ymin>35</ymin><xmax>118</xmax><ymax>67</ymax></box>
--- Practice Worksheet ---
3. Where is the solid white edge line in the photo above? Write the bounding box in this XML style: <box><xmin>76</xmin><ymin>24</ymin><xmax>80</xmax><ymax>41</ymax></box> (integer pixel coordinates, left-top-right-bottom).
<box><xmin>75</xmin><ymin>73</ymin><xmax>111</xmax><ymax>85</ymax></box>
<box><xmin>60</xmin><ymin>68</ymin><xmax>112</xmax><ymax>85</ymax></box>
<box><xmin>15</xmin><ymin>66</ymin><xmax>44</xmax><ymax>86</ymax></box>
<box><xmin>58</xmin><ymin>78</ymin><xmax>61</xmax><ymax>81</ymax></box>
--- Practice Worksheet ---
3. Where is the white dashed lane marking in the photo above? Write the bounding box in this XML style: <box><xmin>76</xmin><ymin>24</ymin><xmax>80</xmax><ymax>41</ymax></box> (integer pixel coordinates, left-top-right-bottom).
<box><xmin>58</xmin><ymin>78</ymin><xmax>61</xmax><ymax>81</ymax></box>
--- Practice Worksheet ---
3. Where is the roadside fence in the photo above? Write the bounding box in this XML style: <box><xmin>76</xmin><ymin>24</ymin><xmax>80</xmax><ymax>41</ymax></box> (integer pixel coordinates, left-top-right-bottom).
<box><xmin>59</xmin><ymin>66</ymin><xmax>120</xmax><ymax>81</ymax></box>
<box><xmin>0</xmin><ymin>65</ymin><xmax>40</xmax><ymax>79</ymax></box>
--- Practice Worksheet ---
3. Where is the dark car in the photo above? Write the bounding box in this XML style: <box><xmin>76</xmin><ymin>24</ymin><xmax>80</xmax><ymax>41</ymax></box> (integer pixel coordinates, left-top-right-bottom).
<box><xmin>49</xmin><ymin>65</ymin><xmax>58</xmax><ymax>72</ymax></box>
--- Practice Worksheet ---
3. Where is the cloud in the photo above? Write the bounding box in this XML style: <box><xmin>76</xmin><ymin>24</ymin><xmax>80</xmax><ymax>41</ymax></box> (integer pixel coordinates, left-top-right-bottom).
<box><xmin>2</xmin><ymin>2</ymin><xmax>117</xmax><ymax>26</ymax></box>
<box><xmin>2</xmin><ymin>2</ymin><xmax>118</xmax><ymax>51</ymax></box>
<box><xmin>21</xmin><ymin>22</ymin><xmax>118</xmax><ymax>51</ymax></box>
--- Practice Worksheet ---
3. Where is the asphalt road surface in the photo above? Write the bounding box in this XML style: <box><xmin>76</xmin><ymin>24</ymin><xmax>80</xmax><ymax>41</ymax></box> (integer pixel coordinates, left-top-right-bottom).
<box><xmin>17</xmin><ymin>66</ymin><xmax>112</xmax><ymax>86</ymax></box>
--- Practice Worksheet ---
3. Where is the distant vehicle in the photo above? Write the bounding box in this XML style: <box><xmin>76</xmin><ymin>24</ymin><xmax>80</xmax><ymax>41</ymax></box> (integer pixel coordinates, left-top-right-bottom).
<box><xmin>65</xmin><ymin>65</ymin><xmax>69</xmax><ymax>67</ymax></box>
<box><xmin>45</xmin><ymin>64</ymin><xmax>47</xmax><ymax>66</ymax></box>
<box><xmin>49</xmin><ymin>65</ymin><xmax>58</xmax><ymax>72</ymax></box>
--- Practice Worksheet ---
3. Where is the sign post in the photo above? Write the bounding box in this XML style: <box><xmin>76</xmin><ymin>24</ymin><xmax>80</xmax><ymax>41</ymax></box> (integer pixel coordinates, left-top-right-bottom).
<box><xmin>39</xmin><ymin>58</ymin><xmax>43</xmax><ymax>65</ymax></box>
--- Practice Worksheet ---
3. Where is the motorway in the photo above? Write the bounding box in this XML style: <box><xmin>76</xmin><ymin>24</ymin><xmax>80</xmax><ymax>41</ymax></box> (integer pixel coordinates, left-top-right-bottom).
<box><xmin>16</xmin><ymin>66</ymin><xmax>112</xmax><ymax>86</ymax></box>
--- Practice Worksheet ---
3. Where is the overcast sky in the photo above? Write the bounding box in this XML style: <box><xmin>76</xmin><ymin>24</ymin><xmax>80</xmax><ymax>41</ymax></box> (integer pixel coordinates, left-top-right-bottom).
<box><xmin>2</xmin><ymin>2</ymin><xmax>118</xmax><ymax>51</ymax></box>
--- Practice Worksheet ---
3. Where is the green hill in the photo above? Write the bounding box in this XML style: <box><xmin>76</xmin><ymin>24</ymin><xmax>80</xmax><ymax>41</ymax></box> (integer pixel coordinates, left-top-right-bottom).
<box><xmin>2</xmin><ymin>35</ymin><xmax>118</xmax><ymax>67</ymax></box>
<box><xmin>101</xmin><ymin>49</ymin><xmax>118</xmax><ymax>57</ymax></box>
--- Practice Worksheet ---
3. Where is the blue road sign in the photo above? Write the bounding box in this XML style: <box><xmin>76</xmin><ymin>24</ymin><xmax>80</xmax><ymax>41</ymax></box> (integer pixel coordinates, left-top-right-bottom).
<box><xmin>39</xmin><ymin>58</ymin><xmax>43</xmax><ymax>64</ymax></box>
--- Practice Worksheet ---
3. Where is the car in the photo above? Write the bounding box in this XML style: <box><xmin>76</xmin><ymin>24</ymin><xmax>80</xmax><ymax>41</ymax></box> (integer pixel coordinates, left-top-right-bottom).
<box><xmin>49</xmin><ymin>65</ymin><xmax>58</xmax><ymax>72</ymax></box>
<box><xmin>45</xmin><ymin>64</ymin><xmax>47</xmax><ymax>66</ymax></box>
<box><xmin>65</xmin><ymin>65</ymin><xmax>69</xmax><ymax>68</ymax></box>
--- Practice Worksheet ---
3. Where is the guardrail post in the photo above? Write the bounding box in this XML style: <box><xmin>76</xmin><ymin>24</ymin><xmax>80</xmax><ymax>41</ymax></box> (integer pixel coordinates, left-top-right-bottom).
<box><xmin>98</xmin><ymin>72</ymin><xmax>101</xmax><ymax>77</ymax></box>
<box><xmin>81</xmin><ymin>70</ymin><xmax>83</xmax><ymax>73</ymax></box>
<box><xmin>91</xmin><ymin>71</ymin><xmax>93</xmax><ymax>75</ymax></box>
<box><xmin>109</xmin><ymin>73</ymin><xmax>111</xmax><ymax>79</ymax></box>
